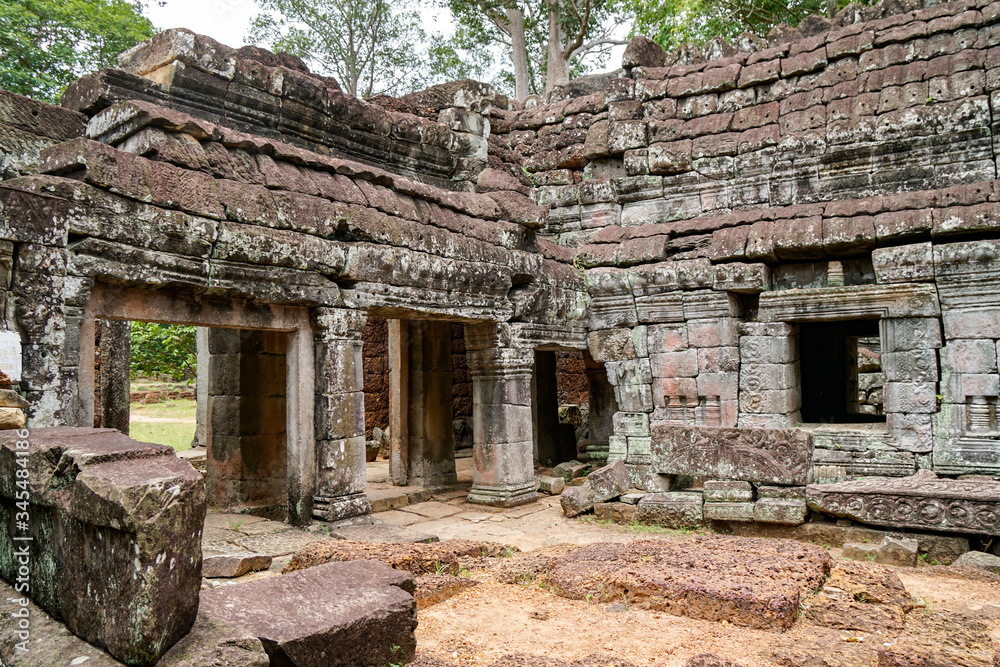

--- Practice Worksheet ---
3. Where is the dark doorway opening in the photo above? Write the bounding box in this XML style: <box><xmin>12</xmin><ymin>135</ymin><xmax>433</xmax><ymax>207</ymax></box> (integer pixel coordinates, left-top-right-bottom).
<box><xmin>799</xmin><ymin>320</ymin><xmax>885</xmax><ymax>424</ymax></box>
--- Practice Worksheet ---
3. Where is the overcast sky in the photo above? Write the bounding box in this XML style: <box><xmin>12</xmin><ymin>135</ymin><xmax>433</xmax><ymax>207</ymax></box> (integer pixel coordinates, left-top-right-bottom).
<box><xmin>141</xmin><ymin>0</ymin><xmax>623</xmax><ymax>85</ymax></box>
<box><xmin>144</xmin><ymin>0</ymin><xmax>263</xmax><ymax>48</ymax></box>
<box><xmin>144</xmin><ymin>0</ymin><xmax>454</xmax><ymax>51</ymax></box>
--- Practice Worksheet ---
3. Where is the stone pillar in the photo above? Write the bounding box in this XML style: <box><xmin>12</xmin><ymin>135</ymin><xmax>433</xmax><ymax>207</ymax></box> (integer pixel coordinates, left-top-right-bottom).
<box><xmin>465</xmin><ymin>324</ymin><xmax>538</xmax><ymax>507</ymax></box>
<box><xmin>98</xmin><ymin>319</ymin><xmax>131</xmax><ymax>435</ymax></box>
<box><xmin>406</xmin><ymin>320</ymin><xmax>457</xmax><ymax>487</ymax></box>
<box><xmin>532</xmin><ymin>350</ymin><xmax>561</xmax><ymax>466</ymax></box>
<box><xmin>193</xmin><ymin>326</ymin><xmax>209</xmax><ymax>447</ymax></box>
<box><xmin>389</xmin><ymin>319</ymin><xmax>409</xmax><ymax>486</ymax></box>
<box><xmin>313</xmin><ymin>308</ymin><xmax>371</xmax><ymax>522</ymax></box>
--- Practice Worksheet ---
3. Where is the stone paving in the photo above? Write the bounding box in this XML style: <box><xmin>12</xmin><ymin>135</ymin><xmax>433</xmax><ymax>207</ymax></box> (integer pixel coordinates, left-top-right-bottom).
<box><xmin>201</xmin><ymin>460</ymin><xmax>642</xmax><ymax>587</ymax></box>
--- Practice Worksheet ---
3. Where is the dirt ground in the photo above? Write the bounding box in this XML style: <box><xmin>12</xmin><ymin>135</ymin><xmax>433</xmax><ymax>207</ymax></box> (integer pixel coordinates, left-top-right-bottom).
<box><xmin>411</xmin><ymin>534</ymin><xmax>1000</xmax><ymax>667</ymax></box>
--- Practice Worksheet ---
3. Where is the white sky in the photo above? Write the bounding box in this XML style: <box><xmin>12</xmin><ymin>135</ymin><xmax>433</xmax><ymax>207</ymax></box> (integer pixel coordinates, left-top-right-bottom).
<box><xmin>141</xmin><ymin>0</ymin><xmax>624</xmax><ymax>84</ymax></box>
<box><xmin>143</xmin><ymin>0</ymin><xmax>455</xmax><ymax>51</ymax></box>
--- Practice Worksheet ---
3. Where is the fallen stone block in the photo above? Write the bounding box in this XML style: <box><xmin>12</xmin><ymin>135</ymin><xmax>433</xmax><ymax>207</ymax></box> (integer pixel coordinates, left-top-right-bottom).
<box><xmin>621</xmin><ymin>492</ymin><xmax>644</xmax><ymax>505</ymax></box>
<box><xmin>635</xmin><ymin>492</ymin><xmax>703</xmax><ymax>528</ymax></box>
<box><xmin>703</xmin><ymin>480</ymin><xmax>753</xmax><ymax>503</ymax></box>
<box><xmin>497</xmin><ymin>536</ymin><xmax>831</xmax><ymax>630</ymax></box>
<box><xmin>537</xmin><ymin>474</ymin><xmax>566</xmax><ymax>495</ymax></box>
<box><xmin>878</xmin><ymin>536</ymin><xmax>919</xmax><ymax>568</ymax></box>
<box><xmin>807</xmin><ymin>470</ymin><xmax>1000</xmax><ymax>536</ymax></box>
<box><xmin>754</xmin><ymin>498</ymin><xmax>808</xmax><ymax>525</ymax></box>
<box><xmin>0</xmin><ymin>427</ymin><xmax>206</xmax><ymax>666</ymax></box>
<box><xmin>704</xmin><ymin>501</ymin><xmax>755</xmax><ymax>522</ymax></box>
<box><xmin>952</xmin><ymin>550</ymin><xmax>1000</xmax><ymax>574</ymax></box>
<box><xmin>202</xmin><ymin>550</ymin><xmax>273</xmax><ymax>578</ymax></box>
<box><xmin>553</xmin><ymin>459</ymin><xmax>588</xmax><ymax>480</ymax></box>
<box><xmin>561</xmin><ymin>482</ymin><xmax>597</xmax><ymax>517</ymax></box>
<box><xmin>157</xmin><ymin>615</ymin><xmax>269</xmax><ymax>667</ymax></box>
<box><xmin>199</xmin><ymin>560</ymin><xmax>417</xmax><ymax>667</ymax></box>
<box><xmin>589</xmin><ymin>458</ymin><xmax>630</xmax><ymax>502</ymax></box>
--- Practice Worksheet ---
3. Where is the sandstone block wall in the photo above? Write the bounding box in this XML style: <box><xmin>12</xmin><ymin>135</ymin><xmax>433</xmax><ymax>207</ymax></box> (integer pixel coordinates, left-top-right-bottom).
<box><xmin>491</xmin><ymin>0</ymin><xmax>1000</xmax><ymax>487</ymax></box>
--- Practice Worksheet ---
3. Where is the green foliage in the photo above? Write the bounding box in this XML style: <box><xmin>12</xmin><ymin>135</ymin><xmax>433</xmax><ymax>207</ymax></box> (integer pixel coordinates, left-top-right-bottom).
<box><xmin>129</xmin><ymin>322</ymin><xmax>197</xmax><ymax>382</ymax></box>
<box><xmin>440</xmin><ymin>0</ymin><xmax>626</xmax><ymax>98</ymax></box>
<box><xmin>249</xmin><ymin>0</ymin><xmax>433</xmax><ymax>97</ymax></box>
<box><xmin>629</xmin><ymin>0</ymin><xmax>872</xmax><ymax>50</ymax></box>
<box><xmin>0</xmin><ymin>0</ymin><xmax>155</xmax><ymax>102</ymax></box>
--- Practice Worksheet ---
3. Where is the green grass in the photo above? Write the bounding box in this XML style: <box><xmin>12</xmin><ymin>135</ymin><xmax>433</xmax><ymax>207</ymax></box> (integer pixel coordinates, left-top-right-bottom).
<box><xmin>129</xmin><ymin>397</ymin><xmax>196</xmax><ymax>451</ymax></box>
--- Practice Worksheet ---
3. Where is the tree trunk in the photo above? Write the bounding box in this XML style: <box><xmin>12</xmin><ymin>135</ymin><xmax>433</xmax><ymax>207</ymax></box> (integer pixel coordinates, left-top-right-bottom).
<box><xmin>507</xmin><ymin>7</ymin><xmax>530</xmax><ymax>101</ymax></box>
<box><xmin>544</xmin><ymin>0</ymin><xmax>569</xmax><ymax>94</ymax></box>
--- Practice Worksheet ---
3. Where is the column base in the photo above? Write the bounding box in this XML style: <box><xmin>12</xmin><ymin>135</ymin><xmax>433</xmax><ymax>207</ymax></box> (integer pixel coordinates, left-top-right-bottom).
<box><xmin>467</xmin><ymin>481</ymin><xmax>539</xmax><ymax>508</ymax></box>
<box><xmin>313</xmin><ymin>493</ymin><xmax>371</xmax><ymax>522</ymax></box>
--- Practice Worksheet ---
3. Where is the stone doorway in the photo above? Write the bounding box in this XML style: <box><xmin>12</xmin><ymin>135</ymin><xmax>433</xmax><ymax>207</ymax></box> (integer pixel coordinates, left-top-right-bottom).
<box><xmin>77</xmin><ymin>283</ymin><xmax>316</xmax><ymax>524</ymax></box>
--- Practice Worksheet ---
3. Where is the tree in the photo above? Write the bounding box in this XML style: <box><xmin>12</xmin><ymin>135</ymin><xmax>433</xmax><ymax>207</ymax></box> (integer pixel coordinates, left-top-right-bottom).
<box><xmin>444</xmin><ymin>0</ymin><xmax>627</xmax><ymax>100</ymax></box>
<box><xmin>0</xmin><ymin>0</ymin><xmax>156</xmax><ymax>102</ymax></box>
<box><xmin>249</xmin><ymin>0</ymin><xmax>431</xmax><ymax>98</ymax></box>
<box><xmin>129</xmin><ymin>322</ymin><xmax>197</xmax><ymax>382</ymax></box>
<box><xmin>630</xmin><ymin>0</ymin><xmax>868</xmax><ymax>52</ymax></box>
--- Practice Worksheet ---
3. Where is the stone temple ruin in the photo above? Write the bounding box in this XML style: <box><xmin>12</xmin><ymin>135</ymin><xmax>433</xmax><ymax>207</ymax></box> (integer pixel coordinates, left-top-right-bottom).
<box><xmin>1</xmin><ymin>0</ymin><xmax>1000</xmax><ymax>663</ymax></box>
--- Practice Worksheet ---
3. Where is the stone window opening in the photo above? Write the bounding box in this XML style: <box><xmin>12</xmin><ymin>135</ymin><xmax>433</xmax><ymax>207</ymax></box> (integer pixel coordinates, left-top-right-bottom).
<box><xmin>798</xmin><ymin>320</ymin><xmax>886</xmax><ymax>425</ymax></box>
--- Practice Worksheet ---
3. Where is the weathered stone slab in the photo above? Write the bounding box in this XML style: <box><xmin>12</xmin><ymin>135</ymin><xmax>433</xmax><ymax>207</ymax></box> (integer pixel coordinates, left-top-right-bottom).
<box><xmin>952</xmin><ymin>551</ymin><xmax>1000</xmax><ymax>574</ymax></box>
<box><xmin>704</xmin><ymin>501</ymin><xmax>755</xmax><ymax>522</ymax></box>
<box><xmin>561</xmin><ymin>483</ymin><xmax>597</xmax><ymax>517</ymax></box>
<box><xmin>807</xmin><ymin>470</ymin><xmax>1000</xmax><ymax>536</ymax></box>
<box><xmin>588</xmin><ymin>458</ymin><xmax>630</xmax><ymax>502</ymax></box>
<box><xmin>496</xmin><ymin>537</ymin><xmax>831</xmax><ymax>630</ymax></box>
<box><xmin>0</xmin><ymin>427</ymin><xmax>206</xmax><ymax>666</ymax></box>
<box><xmin>703</xmin><ymin>480</ymin><xmax>753</xmax><ymax>502</ymax></box>
<box><xmin>537</xmin><ymin>474</ymin><xmax>566</xmax><ymax>495</ymax></box>
<box><xmin>651</xmin><ymin>424</ymin><xmax>812</xmax><ymax>485</ymax></box>
<box><xmin>199</xmin><ymin>560</ymin><xmax>417</xmax><ymax>667</ymax></box>
<box><xmin>202</xmin><ymin>550</ymin><xmax>273</xmax><ymax>578</ymax></box>
<box><xmin>635</xmin><ymin>492</ymin><xmax>703</xmax><ymax>528</ymax></box>
<box><xmin>754</xmin><ymin>498</ymin><xmax>808</xmax><ymax>525</ymax></box>
<box><xmin>157</xmin><ymin>615</ymin><xmax>269</xmax><ymax>667</ymax></box>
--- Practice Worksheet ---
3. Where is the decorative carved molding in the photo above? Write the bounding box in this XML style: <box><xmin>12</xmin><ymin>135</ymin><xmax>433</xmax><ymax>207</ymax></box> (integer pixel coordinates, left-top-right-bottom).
<box><xmin>807</xmin><ymin>470</ymin><xmax>1000</xmax><ymax>536</ymax></box>
<box><xmin>758</xmin><ymin>284</ymin><xmax>940</xmax><ymax>322</ymax></box>
<box><xmin>651</xmin><ymin>424</ymin><xmax>812</xmax><ymax>485</ymax></box>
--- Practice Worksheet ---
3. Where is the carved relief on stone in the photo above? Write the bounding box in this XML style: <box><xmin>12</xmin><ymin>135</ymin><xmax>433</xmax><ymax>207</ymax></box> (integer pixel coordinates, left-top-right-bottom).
<box><xmin>651</xmin><ymin>423</ymin><xmax>812</xmax><ymax>484</ymax></box>
<box><xmin>807</xmin><ymin>470</ymin><xmax>1000</xmax><ymax>536</ymax></box>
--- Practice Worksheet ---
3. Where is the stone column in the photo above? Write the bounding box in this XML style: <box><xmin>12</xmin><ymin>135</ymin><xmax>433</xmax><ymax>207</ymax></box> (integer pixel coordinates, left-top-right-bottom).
<box><xmin>193</xmin><ymin>326</ymin><xmax>209</xmax><ymax>447</ymax></box>
<box><xmin>313</xmin><ymin>308</ymin><xmax>371</xmax><ymax>522</ymax></box>
<box><xmin>98</xmin><ymin>319</ymin><xmax>131</xmax><ymax>435</ymax></box>
<box><xmin>465</xmin><ymin>324</ymin><xmax>538</xmax><ymax>507</ymax></box>
<box><xmin>406</xmin><ymin>320</ymin><xmax>457</xmax><ymax>487</ymax></box>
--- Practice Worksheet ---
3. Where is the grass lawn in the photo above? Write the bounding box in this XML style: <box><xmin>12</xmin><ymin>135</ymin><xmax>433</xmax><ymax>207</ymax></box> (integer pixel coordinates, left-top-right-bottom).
<box><xmin>129</xmin><ymin>398</ymin><xmax>197</xmax><ymax>452</ymax></box>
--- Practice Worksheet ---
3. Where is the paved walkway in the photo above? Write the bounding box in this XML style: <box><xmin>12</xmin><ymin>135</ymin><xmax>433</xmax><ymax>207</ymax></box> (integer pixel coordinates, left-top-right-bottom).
<box><xmin>200</xmin><ymin>460</ymin><xmax>640</xmax><ymax>584</ymax></box>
